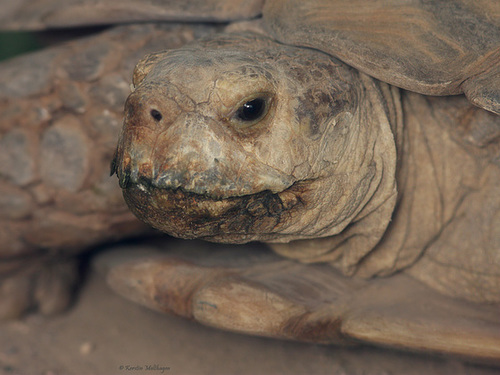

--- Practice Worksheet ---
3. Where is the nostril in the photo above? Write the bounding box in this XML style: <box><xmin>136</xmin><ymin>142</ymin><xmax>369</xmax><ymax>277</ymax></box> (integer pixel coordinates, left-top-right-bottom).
<box><xmin>150</xmin><ymin>109</ymin><xmax>163</xmax><ymax>122</ymax></box>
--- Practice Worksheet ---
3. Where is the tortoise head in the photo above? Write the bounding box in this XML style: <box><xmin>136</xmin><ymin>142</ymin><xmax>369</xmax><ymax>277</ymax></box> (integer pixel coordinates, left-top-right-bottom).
<box><xmin>112</xmin><ymin>32</ymin><xmax>396</xmax><ymax>244</ymax></box>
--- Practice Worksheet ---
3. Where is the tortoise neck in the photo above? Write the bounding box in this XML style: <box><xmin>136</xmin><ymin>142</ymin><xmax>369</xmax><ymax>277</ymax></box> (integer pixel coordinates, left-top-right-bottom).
<box><xmin>271</xmin><ymin>75</ymin><xmax>399</xmax><ymax>275</ymax></box>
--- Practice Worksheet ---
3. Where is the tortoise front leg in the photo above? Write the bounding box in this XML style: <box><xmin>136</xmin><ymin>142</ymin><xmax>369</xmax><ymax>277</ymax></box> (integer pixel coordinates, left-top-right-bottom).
<box><xmin>103</xmin><ymin>242</ymin><xmax>500</xmax><ymax>363</ymax></box>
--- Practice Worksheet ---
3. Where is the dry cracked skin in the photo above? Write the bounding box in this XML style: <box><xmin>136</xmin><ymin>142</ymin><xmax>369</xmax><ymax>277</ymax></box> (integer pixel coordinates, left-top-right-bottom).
<box><xmin>113</xmin><ymin>32</ymin><xmax>500</xmax><ymax>304</ymax></box>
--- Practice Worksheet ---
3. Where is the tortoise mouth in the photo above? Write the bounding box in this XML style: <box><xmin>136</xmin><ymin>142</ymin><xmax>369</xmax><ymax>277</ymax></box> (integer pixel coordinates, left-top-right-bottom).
<box><xmin>122</xmin><ymin>181</ymin><xmax>308</xmax><ymax>243</ymax></box>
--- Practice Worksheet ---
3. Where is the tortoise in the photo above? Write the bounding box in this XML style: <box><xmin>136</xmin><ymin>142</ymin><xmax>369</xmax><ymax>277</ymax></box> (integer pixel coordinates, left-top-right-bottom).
<box><xmin>1</xmin><ymin>0</ymin><xmax>500</xmax><ymax>364</ymax></box>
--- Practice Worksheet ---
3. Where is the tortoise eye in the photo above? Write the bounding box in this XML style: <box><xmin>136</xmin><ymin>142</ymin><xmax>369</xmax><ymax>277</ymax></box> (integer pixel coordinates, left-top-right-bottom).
<box><xmin>236</xmin><ymin>98</ymin><xmax>267</xmax><ymax>122</ymax></box>
<box><xmin>231</xmin><ymin>94</ymin><xmax>272</xmax><ymax>129</ymax></box>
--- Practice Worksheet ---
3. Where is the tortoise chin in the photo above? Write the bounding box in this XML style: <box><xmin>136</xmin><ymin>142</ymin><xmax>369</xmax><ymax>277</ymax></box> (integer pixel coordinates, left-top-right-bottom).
<box><xmin>122</xmin><ymin>182</ymin><xmax>305</xmax><ymax>243</ymax></box>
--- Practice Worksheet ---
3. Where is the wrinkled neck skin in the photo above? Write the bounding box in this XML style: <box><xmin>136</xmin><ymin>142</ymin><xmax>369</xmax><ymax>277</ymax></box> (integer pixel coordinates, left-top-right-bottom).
<box><xmin>277</xmin><ymin>74</ymin><xmax>399</xmax><ymax>241</ymax></box>
<box><xmin>113</xmin><ymin>32</ymin><xmax>397</xmax><ymax>266</ymax></box>
<box><xmin>271</xmin><ymin>76</ymin><xmax>400</xmax><ymax>276</ymax></box>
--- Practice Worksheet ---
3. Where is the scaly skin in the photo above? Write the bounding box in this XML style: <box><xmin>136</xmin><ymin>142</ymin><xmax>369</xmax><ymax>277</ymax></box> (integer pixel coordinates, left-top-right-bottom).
<box><xmin>114</xmin><ymin>32</ymin><xmax>500</xmax><ymax>303</ymax></box>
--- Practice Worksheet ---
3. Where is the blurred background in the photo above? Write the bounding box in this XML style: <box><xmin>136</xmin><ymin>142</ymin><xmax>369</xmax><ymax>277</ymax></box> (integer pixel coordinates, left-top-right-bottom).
<box><xmin>0</xmin><ymin>31</ymin><xmax>40</xmax><ymax>61</ymax></box>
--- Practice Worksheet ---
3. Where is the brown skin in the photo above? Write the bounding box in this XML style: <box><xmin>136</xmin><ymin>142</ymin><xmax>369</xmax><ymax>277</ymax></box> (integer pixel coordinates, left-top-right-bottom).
<box><xmin>114</xmin><ymin>32</ymin><xmax>500</xmax><ymax>304</ymax></box>
<box><xmin>113</xmin><ymin>32</ymin><xmax>397</xmax><ymax>246</ymax></box>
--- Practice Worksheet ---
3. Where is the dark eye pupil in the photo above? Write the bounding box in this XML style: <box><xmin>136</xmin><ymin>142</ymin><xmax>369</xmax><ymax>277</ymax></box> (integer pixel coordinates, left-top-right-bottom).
<box><xmin>237</xmin><ymin>98</ymin><xmax>266</xmax><ymax>122</ymax></box>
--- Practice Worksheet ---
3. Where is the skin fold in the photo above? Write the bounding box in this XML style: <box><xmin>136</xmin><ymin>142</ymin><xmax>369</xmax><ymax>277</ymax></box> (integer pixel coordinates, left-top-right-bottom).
<box><xmin>113</xmin><ymin>32</ymin><xmax>500</xmax><ymax>303</ymax></box>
